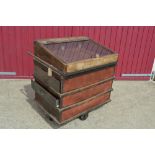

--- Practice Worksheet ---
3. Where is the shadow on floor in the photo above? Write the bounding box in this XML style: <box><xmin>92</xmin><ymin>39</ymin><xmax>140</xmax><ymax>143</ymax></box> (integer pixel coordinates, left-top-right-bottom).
<box><xmin>20</xmin><ymin>84</ymin><xmax>61</xmax><ymax>129</ymax></box>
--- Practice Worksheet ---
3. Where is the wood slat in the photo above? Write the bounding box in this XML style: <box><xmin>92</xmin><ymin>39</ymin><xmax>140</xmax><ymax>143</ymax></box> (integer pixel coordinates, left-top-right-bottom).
<box><xmin>63</xmin><ymin>66</ymin><xmax>115</xmax><ymax>92</ymax></box>
<box><xmin>61</xmin><ymin>92</ymin><xmax>110</xmax><ymax>121</ymax></box>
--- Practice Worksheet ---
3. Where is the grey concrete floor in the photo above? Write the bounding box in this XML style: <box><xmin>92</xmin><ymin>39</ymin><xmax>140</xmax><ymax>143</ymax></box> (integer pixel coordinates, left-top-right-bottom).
<box><xmin>0</xmin><ymin>80</ymin><xmax>155</xmax><ymax>129</ymax></box>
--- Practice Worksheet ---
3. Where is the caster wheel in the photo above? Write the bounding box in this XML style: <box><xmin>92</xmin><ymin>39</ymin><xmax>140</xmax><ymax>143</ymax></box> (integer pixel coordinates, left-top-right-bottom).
<box><xmin>79</xmin><ymin>113</ymin><xmax>88</xmax><ymax>121</ymax></box>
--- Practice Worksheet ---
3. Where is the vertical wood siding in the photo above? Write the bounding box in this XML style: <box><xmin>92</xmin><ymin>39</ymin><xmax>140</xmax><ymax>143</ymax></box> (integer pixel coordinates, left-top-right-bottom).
<box><xmin>0</xmin><ymin>26</ymin><xmax>155</xmax><ymax>80</ymax></box>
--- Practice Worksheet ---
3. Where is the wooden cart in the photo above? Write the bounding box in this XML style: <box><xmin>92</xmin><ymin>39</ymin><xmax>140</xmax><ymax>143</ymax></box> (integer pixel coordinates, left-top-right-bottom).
<box><xmin>31</xmin><ymin>36</ymin><xmax>118</xmax><ymax>125</ymax></box>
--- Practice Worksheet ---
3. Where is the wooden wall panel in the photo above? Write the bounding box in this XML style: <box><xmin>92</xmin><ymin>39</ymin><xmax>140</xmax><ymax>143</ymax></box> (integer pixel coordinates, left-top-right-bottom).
<box><xmin>0</xmin><ymin>26</ymin><xmax>155</xmax><ymax>80</ymax></box>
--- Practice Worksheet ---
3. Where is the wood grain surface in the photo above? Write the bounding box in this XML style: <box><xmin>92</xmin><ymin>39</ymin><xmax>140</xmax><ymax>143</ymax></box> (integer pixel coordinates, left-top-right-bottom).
<box><xmin>63</xmin><ymin>66</ymin><xmax>115</xmax><ymax>92</ymax></box>
<box><xmin>61</xmin><ymin>92</ymin><xmax>110</xmax><ymax>121</ymax></box>
<box><xmin>62</xmin><ymin>80</ymin><xmax>113</xmax><ymax>107</ymax></box>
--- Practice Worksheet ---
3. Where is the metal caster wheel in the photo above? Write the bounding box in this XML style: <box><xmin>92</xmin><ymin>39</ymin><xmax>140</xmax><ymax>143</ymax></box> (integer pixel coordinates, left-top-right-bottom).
<box><xmin>79</xmin><ymin>113</ymin><xmax>88</xmax><ymax>121</ymax></box>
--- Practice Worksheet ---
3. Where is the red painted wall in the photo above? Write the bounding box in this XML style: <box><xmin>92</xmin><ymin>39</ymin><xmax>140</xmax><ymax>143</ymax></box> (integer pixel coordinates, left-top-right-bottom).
<box><xmin>0</xmin><ymin>26</ymin><xmax>155</xmax><ymax>80</ymax></box>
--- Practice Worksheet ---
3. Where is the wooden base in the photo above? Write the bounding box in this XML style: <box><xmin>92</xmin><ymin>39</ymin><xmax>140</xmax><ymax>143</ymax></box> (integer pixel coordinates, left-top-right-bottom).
<box><xmin>35</xmin><ymin>89</ymin><xmax>111</xmax><ymax>124</ymax></box>
<box><xmin>35</xmin><ymin>92</ymin><xmax>111</xmax><ymax>125</ymax></box>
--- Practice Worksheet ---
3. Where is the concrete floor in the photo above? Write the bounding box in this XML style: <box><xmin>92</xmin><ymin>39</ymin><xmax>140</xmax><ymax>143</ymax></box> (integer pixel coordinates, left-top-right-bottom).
<box><xmin>0</xmin><ymin>80</ymin><xmax>155</xmax><ymax>129</ymax></box>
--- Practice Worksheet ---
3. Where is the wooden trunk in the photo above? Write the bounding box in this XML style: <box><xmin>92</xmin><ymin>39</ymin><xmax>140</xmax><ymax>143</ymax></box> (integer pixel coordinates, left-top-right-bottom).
<box><xmin>31</xmin><ymin>36</ymin><xmax>118</xmax><ymax>124</ymax></box>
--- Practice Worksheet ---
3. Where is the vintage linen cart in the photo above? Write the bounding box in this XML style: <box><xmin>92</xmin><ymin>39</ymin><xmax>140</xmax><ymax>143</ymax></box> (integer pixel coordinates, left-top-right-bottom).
<box><xmin>31</xmin><ymin>36</ymin><xmax>118</xmax><ymax>125</ymax></box>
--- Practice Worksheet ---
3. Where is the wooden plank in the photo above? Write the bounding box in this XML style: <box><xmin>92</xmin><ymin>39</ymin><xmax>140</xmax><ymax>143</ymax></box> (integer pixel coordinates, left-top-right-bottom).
<box><xmin>32</xmin><ymin>80</ymin><xmax>59</xmax><ymax>108</ymax></box>
<box><xmin>66</xmin><ymin>54</ymin><xmax>118</xmax><ymax>72</ymax></box>
<box><xmin>34</xmin><ymin>64</ymin><xmax>61</xmax><ymax>93</ymax></box>
<box><xmin>35</xmin><ymin>93</ymin><xmax>60</xmax><ymax>121</ymax></box>
<box><xmin>61</xmin><ymin>92</ymin><xmax>110</xmax><ymax>121</ymax></box>
<box><xmin>62</xmin><ymin>80</ymin><xmax>113</xmax><ymax>107</ymax></box>
<box><xmin>34</xmin><ymin>43</ymin><xmax>67</xmax><ymax>72</ymax></box>
<box><xmin>63</xmin><ymin>66</ymin><xmax>115</xmax><ymax>92</ymax></box>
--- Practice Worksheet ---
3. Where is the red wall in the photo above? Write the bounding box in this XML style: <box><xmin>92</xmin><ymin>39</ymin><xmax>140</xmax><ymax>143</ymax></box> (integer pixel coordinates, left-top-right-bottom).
<box><xmin>0</xmin><ymin>26</ymin><xmax>155</xmax><ymax>80</ymax></box>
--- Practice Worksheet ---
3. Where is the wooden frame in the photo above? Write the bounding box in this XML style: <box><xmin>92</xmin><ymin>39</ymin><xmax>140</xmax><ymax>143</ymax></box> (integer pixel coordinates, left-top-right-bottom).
<box><xmin>32</xmin><ymin>36</ymin><xmax>118</xmax><ymax>125</ymax></box>
<box><xmin>35</xmin><ymin>89</ymin><xmax>112</xmax><ymax>125</ymax></box>
<box><xmin>34</xmin><ymin>36</ymin><xmax>118</xmax><ymax>73</ymax></box>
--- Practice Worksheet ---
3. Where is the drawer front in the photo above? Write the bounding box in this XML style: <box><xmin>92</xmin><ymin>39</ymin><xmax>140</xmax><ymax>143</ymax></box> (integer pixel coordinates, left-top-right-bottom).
<box><xmin>35</xmin><ymin>93</ymin><xmax>60</xmax><ymax>121</ymax></box>
<box><xmin>34</xmin><ymin>62</ymin><xmax>61</xmax><ymax>93</ymax></box>
<box><xmin>63</xmin><ymin>66</ymin><xmax>115</xmax><ymax>92</ymax></box>
<box><xmin>31</xmin><ymin>80</ymin><xmax>59</xmax><ymax>108</ymax></box>
<box><xmin>61</xmin><ymin>92</ymin><xmax>111</xmax><ymax>122</ymax></box>
<box><xmin>62</xmin><ymin>79</ymin><xmax>113</xmax><ymax>107</ymax></box>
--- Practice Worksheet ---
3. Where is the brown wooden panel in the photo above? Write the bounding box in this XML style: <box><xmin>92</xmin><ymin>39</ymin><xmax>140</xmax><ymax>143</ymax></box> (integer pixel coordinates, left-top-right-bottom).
<box><xmin>35</xmin><ymin>93</ymin><xmax>60</xmax><ymax>121</ymax></box>
<box><xmin>63</xmin><ymin>66</ymin><xmax>114</xmax><ymax>92</ymax></box>
<box><xmin>35</xmin><ymin>37</ymin><xmax>118</xmax><ymax>73</ymax></box>
<box><xmin>32</xmin><ymin>80</ymin><xmax>60</xmax><ymax>108</ymax></box>
<box><xmin>66</xmin><ymin>54</ymin><xmax>118</xmax><ymax>72</ymax></box>
<box><xmin>61</xmin><ymin>92</ymin><xmax>110</xmax><ymax>121</ymax></box>
<box><xmin>62</xmin><ymin>80</ymin><xmax>113</xmax><ymax>107</ymax></box>
<box><xmin>34</xmin><ymin>43</ymin><xmax>67</xmax><ymax>72</ymax></box>
<box><xmin>34</xmin><ymin>64</ymin><xmax>61</xmax><ymax>93</ymax></box>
